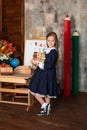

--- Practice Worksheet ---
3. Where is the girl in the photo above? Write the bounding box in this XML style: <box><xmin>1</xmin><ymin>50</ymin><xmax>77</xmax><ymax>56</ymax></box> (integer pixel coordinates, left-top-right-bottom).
<box><xmin>28</xmin><ymin>32</ymin><xmax>60</xmax><ymax>116</ymax></box>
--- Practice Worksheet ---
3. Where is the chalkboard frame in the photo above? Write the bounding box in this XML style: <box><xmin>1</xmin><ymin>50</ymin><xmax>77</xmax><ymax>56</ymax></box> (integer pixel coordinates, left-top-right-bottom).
<box><xmin>24</xmin><ymin>38</ymin><xmax>46</xmax><ymax>66</ymax></box>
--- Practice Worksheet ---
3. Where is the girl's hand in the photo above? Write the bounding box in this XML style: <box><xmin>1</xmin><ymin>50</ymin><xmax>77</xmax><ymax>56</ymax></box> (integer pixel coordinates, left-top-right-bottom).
<box><xmin>31</xmin><ymin>59</ymin><xmax>38</xmax><ymax>66</ymax></box>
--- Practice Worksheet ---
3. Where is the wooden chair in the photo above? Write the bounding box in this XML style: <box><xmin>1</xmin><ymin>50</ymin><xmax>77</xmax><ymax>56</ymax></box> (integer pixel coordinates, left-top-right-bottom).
<box><xmin>12</xmin><ymin>65</ymin><xmax>34</xmax><ymax>111</ymax></box>
<box><xmin>13</xmin><ymin>65</ymin><xmax>31</xmax><ymax>99</ymax></box>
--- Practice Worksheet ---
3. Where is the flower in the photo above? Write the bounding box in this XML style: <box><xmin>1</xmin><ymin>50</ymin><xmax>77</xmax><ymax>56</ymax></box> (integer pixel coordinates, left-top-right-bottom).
<box><xmin>0</xmin><ymin>40</ymin><xmax>16</xmax><ymax>60</ymax></box>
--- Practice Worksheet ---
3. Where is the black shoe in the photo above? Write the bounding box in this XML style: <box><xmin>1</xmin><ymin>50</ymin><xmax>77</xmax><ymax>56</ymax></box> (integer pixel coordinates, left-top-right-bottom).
<box><xmin>37</xmin><ymin>110</ymin><xmax>47</xmax><ymax>116</ymax></box>
<box><xmin>37</xmin><ymin>104</ymin><xmax>51</xmax><ymax>116</ymax></box>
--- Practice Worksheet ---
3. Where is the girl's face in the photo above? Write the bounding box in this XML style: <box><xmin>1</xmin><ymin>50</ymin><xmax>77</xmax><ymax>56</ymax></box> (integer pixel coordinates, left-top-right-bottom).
<box><xmin>46</xmin><ymin>36</ymin><xmax>56</xmax><ymax>48</ymax></box>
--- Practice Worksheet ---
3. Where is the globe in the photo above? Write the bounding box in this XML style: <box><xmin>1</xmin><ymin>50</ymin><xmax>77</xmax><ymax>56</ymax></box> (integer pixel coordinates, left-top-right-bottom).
<box><xmin>10</xmin><ymin>58</ymin><xmax>20</xmax><ymax>67</ymax></box>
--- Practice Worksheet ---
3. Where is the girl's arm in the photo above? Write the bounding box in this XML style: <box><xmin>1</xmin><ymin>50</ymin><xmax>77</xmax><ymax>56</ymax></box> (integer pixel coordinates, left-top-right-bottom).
<box><xmin>44</xmin><ymin>50</ymin><xmax>58</xmax><ymax>69</ymax></box>
<box><xmin>38</xmin><ymin>50</ymin><xmax>58</xmax><ymax>69</ymax></box>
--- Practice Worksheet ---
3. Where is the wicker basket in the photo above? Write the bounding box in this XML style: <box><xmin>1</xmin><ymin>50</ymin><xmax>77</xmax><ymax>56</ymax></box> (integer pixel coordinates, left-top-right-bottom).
<box><xmin>14</xmin><ymin>65</ymin><xmax>32</xmax><ymax>76</ymax></box>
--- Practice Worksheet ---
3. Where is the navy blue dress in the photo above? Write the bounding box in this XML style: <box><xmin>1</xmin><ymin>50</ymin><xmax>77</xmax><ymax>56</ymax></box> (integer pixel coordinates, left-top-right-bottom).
<box><xmin>28</xmin><ymin>48</ymin><xmax>59</xmax><ymax>98</ymax></box>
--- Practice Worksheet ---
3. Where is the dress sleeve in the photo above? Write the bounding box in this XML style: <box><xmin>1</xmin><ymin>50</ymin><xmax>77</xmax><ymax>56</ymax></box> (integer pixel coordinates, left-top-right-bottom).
<box><xmin>44</xmin><ymin>50</ymin><xmax>58</xmax><ymax>69</ymax></box>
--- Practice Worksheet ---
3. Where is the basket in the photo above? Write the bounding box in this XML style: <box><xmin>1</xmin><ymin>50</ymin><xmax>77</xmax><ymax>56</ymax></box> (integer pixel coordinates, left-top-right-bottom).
<box><xmin>14</xmin><ymin>65</ymin><xmax>32</xmax><ymax>76</ymax></box>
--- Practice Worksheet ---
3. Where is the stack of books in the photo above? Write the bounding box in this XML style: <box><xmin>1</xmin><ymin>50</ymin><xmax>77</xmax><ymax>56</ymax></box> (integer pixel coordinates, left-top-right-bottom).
<box><xmin>33</xmin><ymin>52</ymin><xmax>45</xmax><ymax>63</ymax></box>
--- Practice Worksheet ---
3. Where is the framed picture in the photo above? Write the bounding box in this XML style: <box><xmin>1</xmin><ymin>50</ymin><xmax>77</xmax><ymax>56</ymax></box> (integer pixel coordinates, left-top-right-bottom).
<box><xmin>24</xmin><ymin>38</ymin><xmax>46</xmax><ymax>66</ymax></box>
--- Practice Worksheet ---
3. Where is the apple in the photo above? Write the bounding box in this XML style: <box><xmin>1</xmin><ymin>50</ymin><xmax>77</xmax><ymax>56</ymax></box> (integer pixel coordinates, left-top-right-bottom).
<box><xmin>1</xmin><ymin>63</ymin><xmax>7</xmax><ymax>67</ymax></box>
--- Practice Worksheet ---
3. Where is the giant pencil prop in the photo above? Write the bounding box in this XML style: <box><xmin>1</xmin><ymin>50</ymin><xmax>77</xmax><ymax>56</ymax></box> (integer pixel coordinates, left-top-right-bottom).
<box><xmin>72</xmin><ymin>30</ymin><xmax>79</xmax><ymax>94</ymax></box>
<box><xmin>64</xmin><ymin>15</ymin><xmax>71</xmax><ymax>96</ymax></box>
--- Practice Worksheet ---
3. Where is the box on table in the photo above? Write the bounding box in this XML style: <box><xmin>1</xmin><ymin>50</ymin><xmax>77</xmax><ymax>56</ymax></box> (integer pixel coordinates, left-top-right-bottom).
<box><xmin>0</xmin><ymin>67</ymin><xmax>14</xmax><ymax>75</ymax></box>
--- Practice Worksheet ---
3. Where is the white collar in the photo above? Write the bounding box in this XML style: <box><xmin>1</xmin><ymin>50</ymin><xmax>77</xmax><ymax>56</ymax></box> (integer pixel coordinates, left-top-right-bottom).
<box><xmin>45</xmin><ymin>47</ymin><xmax>56</xmax><ymax>54</ymax></box>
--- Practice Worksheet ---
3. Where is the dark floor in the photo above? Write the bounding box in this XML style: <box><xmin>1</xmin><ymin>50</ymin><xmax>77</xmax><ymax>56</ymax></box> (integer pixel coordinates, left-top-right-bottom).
<box><xmin>0</xmin><ymin>92</ymin><xmax>87</xmax><ymax>130</ymax></box>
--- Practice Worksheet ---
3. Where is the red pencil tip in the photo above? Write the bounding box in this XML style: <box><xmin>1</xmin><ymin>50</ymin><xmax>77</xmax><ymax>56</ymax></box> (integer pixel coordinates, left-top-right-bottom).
<box><xmin>66</xmin><ymin>14</ymin><xmax>69</xmax><ymax>17</ymax></box>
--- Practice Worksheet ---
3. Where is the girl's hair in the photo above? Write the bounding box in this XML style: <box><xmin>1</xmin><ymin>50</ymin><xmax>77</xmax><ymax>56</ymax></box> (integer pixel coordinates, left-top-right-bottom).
<box><xmin>46</xmin><ymin>32</ymin><xmax>58</xmax><ymax>49</ymax></box>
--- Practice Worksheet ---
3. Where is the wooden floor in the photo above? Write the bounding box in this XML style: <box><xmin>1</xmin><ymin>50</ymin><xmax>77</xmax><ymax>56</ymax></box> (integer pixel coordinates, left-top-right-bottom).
<box><xmin>0</xmin><ymin>92</ymin><xmax>87</xmax><ymax>130</ymax></box>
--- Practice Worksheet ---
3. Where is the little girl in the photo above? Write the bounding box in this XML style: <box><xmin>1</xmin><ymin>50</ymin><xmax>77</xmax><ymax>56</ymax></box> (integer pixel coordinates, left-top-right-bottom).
<box><xmin>28</xmin><ymin>32</ymin><xmax>60</xmax><ymax>116</ymax></box>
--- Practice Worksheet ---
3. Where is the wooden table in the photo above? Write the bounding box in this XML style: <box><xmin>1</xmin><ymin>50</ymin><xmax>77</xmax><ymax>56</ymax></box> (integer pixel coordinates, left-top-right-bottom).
<box><xmin>0</xmin><ymin>74</ymin><xmax>34</xmax><ymax>111</ymax></box>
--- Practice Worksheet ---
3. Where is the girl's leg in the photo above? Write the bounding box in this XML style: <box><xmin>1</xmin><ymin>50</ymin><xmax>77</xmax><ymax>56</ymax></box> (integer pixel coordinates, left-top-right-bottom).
<box><xmin>34</xmin><ymin>94</ymin><xmax>45</xmax><ymax>105</ymax></box>
<box><xmin>45</xmin><ymin>96</ymin><xmax>51</xmax><ymax>113</ymax></box>
<box><xmin>45</xmin><ymin>96</ymin><xmax>50</xmax><ymax>104</ymax></box>
<box><xmin>34</xmin><ymin>95</ymin><xmax>51</xmax><ymax>116</ymax></box>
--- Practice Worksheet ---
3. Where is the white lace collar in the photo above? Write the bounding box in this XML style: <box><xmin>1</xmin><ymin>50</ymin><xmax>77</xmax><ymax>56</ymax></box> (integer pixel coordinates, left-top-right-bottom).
<box><xmin>45</xmin><ymin>47</ymin><xmax>56</xmax><ymax>54</ymax></box>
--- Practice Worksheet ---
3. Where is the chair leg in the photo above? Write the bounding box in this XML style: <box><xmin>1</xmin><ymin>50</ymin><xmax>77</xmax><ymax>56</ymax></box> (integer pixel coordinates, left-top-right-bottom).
<box><xmin>26</xmin><ymin>105</ymin><xmax>29</xmax><ymax>112</ymax></box>
<box><xmin>11</xmin><ymin>84</ymin><xmax>17</xmax><ymax>101</ymax></box>
<box><xmin>26</xmin><ymin>92</ymin><xmax>30</xmax><ymax>111</ymax></box>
